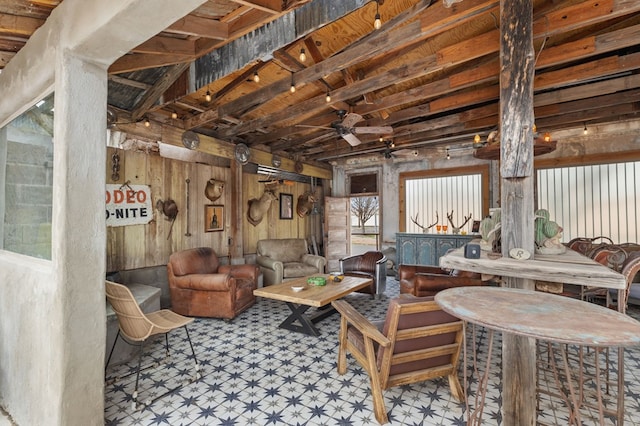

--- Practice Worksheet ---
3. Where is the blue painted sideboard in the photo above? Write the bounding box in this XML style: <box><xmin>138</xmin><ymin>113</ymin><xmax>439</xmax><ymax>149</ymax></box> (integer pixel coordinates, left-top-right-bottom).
<box><xmin>396</xmin><ymin>233</ymin><xmax>474</xmax><ymax>267</ymax></box>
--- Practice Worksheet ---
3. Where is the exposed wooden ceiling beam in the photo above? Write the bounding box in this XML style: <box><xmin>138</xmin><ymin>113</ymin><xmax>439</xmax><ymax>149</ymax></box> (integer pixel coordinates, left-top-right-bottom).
<box><xmin>131</xmin><ymin>62</ymin><xmax>192</xmax><ymax>121</ymax></box>
<box><xmin>220</xmin><ymin>0</ymin><xmax>640</xmax><ymax>140</ymax></box>
<box><xmin>230</xmin><ymin>0</ymin><xmax>282</xmax><ymax>14</ymax></box>
<box><xmin>0</xmin><ymin>13</ymin><xmax>43</xmax><ymax>36</ymax></box>
<box><xmin>165</xmin><ymin>15</ymin><xmax>229</xmax><ymax>39</ymax></box>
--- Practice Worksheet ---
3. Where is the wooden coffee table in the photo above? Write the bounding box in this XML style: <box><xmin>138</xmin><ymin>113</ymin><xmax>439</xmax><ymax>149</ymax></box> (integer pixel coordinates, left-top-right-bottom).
<box><xmin>253</xmin><ymin>275</ymin><xmax>373</xmax><ymax>336</ymax></box>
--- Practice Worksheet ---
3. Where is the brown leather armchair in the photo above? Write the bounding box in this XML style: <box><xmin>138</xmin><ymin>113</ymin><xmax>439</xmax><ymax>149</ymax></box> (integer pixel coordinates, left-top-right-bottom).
<box><xmin>399</xmin><ymin>264</ymin><xmax>484</xmax><ymax>297</ymax></box>
<box><xmin>339</xmin><ymin>251</ymin><xmax>387</xmax><ymax>298</ymax></box>
<box><xmin>167</xmin><ymin>247</ymin><xmax>259</xmax><ymax>319</ymax></box>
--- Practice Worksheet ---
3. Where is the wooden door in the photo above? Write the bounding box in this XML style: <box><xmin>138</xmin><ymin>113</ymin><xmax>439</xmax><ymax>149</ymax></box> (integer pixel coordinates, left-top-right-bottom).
<box><xmin>324</xmin><ymin>196</ymin><xmax>350</xmax><ymax>272</ymax></box>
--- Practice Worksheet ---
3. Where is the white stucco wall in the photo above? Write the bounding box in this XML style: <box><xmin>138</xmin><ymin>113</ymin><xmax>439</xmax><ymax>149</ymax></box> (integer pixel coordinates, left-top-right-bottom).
<box><xmin>0</xmin><ymin>1</ymin><xmax>208</xmax><ymax>425</ymax></box>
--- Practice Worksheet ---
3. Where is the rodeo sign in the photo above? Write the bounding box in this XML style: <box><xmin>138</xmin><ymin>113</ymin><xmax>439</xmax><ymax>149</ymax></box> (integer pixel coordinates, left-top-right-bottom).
<box><xmin>106</xmin><ymin>184</ymin><xmax>153</xmax><ymax>227</ymax></box>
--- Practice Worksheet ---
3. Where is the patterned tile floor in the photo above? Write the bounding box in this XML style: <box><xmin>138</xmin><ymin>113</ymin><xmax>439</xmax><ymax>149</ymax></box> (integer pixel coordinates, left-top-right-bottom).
<box><xmin>104</xmin><ymin>279</ymin><xmax>640</xmax><ymax>425</ymax></box>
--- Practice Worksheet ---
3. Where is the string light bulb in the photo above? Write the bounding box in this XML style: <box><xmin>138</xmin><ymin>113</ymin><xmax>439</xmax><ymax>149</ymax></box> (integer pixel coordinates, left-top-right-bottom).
<box><xmin>299</xmin><ymin>48</ymin><xmax>306</xmax><ymax>62</ymax></box>
<box><xmin>583</xmin><ymin>123</ymin><xmax>588</xmax><ymax>135</ymax></box>
<box><xmin>374</xmin><ymin>0</ymin><xmax>382</xmax><ymax>30</ymax></box>
<box><xmin>290</xmin><ymin>72</ymin><xmax>296</xmax><ymax>93</ymax></box>
<box><xmin>474</xmin><ymin>134</ymin><xmax>481</xmax><ymax>143</ymax></box>
<box><xmin>205</xmin><ymin>90</ymin><xmax>212</xmax><ymax>102</ymax></box>
<box><xmin>543</xmin><ymin>132</ymin><xmax>551</xmax><ymax>142</ymax></box>
<box><xmin>144</xmin><ymin>117</ymin><xmax>150</xmax><ymax>127</ymax></box>
<box><xmin>253</xmin><ymin>72</ymin><xmax>260</xmax><ymax>83</ymax></box>
<box><xmin>446</xmin><ymin>148</ymin><xmax>451</xmax><ymax>160</ymax></box>
<box><xmin>390</xmin><ymin>141</ymin><xmax>395</xmax><ymax>148</ymax></box>
<box><xmin>171</xmin><ymin>111</ymin><xmax>178</xmax><ymax>119</ymax></box>
<box><xmin>325</xmin><ymin>92</ymin><xmax>331</xmax><ymax>103</ymax></box>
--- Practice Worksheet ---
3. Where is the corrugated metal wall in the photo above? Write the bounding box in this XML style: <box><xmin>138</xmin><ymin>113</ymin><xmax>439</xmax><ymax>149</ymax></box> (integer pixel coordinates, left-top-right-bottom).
<box><xmin>537</xmin><ymin>161</ymin><xmax>640</xmax><ymax>243</ymax></box>
<box><xmin>405</xmin><ymin>174</ymin><xmax>483</xmax><ymax>234</ymax></box>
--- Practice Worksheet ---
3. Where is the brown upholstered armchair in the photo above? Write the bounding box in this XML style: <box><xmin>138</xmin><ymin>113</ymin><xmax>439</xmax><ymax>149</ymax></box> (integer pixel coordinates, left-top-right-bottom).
<box><xmin>399</xmin><ymin>264</ymin><xmax>484</xmax><ymax>297</ymax></box>
<box><xmin>339</xmin><ymin>251</ymin><xmax>387</xmax><ymax>298</ymax></box>
<box><xmin>167</xmin><ymin>247</ymin><xmax>259</xmax><ymax>319</ymax></box>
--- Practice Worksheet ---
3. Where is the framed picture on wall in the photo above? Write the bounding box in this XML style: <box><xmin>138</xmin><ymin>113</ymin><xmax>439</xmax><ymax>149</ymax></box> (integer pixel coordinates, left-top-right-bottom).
<box><xmin>280</xmin><ymin>193</ymin><xmax>293</xmax><ymax>220</ymax></box>
<box><xmin>205</xmin><ymin>204</ymin><xmax>224</xmax><ymax>232</ymax></box>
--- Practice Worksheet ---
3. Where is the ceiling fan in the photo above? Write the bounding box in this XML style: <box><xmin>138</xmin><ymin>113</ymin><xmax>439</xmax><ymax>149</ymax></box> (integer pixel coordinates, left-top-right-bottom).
<box><xmin>332</xmin><ymin>110</ymin><xmax>393</xmax><ymax>146</ymax></box>
<box><xmin>381</xmin><ymin>140</ymin><xmax>418</xmax><ymax>159</ymax></box>
<box><xmin>297</xmin><ymin>110</ymin><xmax>393</xmax><ymax>147</ymax></box>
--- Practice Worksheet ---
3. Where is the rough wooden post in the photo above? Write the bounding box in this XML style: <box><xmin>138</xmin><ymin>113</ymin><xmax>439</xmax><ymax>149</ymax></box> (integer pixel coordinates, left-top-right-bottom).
<box><xmin>500</xmin><ymin>0</ymin><xmax>537</xmax><ymax>424</ymax></box>
<box><xmin>229</xmin><ymin>159</ymin><xmax>244</xmax><ymax>262</ymax></box>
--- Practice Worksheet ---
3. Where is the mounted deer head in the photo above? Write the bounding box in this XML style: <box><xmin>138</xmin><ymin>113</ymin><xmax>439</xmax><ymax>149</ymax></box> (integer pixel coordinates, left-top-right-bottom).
<box><xmin>296</xmin><ymin>190</ymin><xmax>317</xmax><ymax>218</ymax></box>
<box><xmin>247</xmin><ymin>188</ymin><xmax>278</xmax><ymax>226</ymax></box>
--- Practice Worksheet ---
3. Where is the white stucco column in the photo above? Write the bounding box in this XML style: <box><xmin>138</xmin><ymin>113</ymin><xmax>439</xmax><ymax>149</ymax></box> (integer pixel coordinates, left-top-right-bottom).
<box><xmin>52</xmin><ymin>49</ymin><xmax>107</xmax><ymax>425</ymax></box>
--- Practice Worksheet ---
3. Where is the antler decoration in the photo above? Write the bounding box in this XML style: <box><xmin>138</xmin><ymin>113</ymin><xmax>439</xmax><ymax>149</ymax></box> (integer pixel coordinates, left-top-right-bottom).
<box><xmin>447</xmin><ymin>210</ymin><xmax>472</xmax><ymax>233</ymax></box>
<box><xmin>411</xmin><ymin>211</ymin><xmax>439</xmax><ymax>233</ymax></box>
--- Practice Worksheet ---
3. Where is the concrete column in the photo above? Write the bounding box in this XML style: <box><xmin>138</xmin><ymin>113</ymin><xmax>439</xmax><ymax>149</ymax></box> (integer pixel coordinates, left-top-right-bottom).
<box><xmin>52</xmin><ymin>49</ymin><xmax>107</xmax><ymax>425</ymax></box>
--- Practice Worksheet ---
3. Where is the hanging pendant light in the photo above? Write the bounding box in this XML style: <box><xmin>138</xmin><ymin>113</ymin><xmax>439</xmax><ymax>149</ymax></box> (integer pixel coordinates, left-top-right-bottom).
<box><xmin>374</xmin><ymin>0</ymin><xmax>382</xmax><ymax>30</ymax></box>
<box><xmin>205</xmin><ymin>90</ymin><xmax>212</xmax><ymax>102</ymax></box>
<box><xmin>253</xmin><ymin>72</ymin><xmax>260</xmax><ymax>83</ymax></box>
<box><xmin>290</xmin><ymin>72</ymin><xmax>296</xmax><ymax>93</ymax></box>
<box><xmin>299</xmin><ymin>48</ymin><xmax>306</xmax><ymax>62</ymax></box>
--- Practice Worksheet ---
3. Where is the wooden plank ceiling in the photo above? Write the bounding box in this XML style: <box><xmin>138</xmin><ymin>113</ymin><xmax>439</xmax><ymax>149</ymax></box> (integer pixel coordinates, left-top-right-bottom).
<box><xmin>2</xmin><ymin>0</ymin><xmax>640</xmax><ymax>167</ymax></box>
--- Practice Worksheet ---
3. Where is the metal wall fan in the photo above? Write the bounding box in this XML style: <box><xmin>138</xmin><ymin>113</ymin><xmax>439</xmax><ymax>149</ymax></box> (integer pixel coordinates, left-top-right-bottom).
<box><xmin>297</xmin><ymin>110</ymin><xmax>393</xmax><ymax>146</ymax></box>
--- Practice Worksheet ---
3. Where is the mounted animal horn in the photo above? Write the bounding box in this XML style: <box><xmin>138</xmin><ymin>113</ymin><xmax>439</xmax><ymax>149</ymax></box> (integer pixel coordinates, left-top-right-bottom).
<box><xmin>205</xmin><ymin>178</ymin><xmax>225</xmax><ymax>202</ymax></box>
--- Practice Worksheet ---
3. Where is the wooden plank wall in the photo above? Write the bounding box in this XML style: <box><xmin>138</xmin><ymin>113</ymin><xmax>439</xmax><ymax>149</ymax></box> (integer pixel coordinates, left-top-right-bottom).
<box><xmin>242</xmin><ymin>173</ymin><xmax>323</xmax><ymax>254</ymax></box>
<box><xmin>106</xmin><ymin>147</ymin><xmax>321</xmax><ymax>272</ymax></box>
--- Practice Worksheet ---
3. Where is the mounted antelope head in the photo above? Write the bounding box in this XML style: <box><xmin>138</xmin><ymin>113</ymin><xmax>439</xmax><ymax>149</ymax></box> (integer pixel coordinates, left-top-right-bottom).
<box><xmin>247</xmin><ymin>187</ymin><xmax>278</xmax><ymax>226</ymax></box>
<box><xmin>296</xmin><ymin>190</ymin><xmax>317</xmax><ymax>218</ymax></box>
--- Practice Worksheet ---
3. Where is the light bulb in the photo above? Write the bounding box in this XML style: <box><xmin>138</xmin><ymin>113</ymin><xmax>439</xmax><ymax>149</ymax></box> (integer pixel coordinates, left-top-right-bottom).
<box><xmin>144</xmin><ymin>117</ymin><xmax>150</xmax><ymax>127</ymax></box>
<box><xmin>390</xmin><ymin>141</ymin><xmax>395</xmax><ymax>148</ymax></box>
<box><xmin>253</xmin><ymin>72</ymin><xmax>260</xmax><ymax>83</ymax></box>
<box><xmin>205</xmin><ymin>90</ymin><xmax>212</xmax><ymax>102</ymax></box>
<box><xmin>325</xmin><ymin>92</ymin><xmax>331</xmax><ymax>103</ymax></box>
<box><xmin>290</xmin><ymin>84</ymin><xmax>296</xmax><ymax>93</ymax></box>
<box><xmin>299</xmin><ymin>48</ymin><xmax>306</xmax><ymax>62</ymax></box>
<box><xmin>583</xmin><ymin>124</ymin><xmax>588</xmax><ymax>135</ymax></box>
<box><xmin>532</xmin><ymin>123</ymin><xmax>537</xmax><ymax>133</ymax></box>
<box><xmin>171</xmin><ymin>111</ymin><xmax>178</xmax><ymax>119</ymax></box>
<box><xmin>374</xmin><ymin>0</ymin><xmax>382</xmax><ymax>30</ymax></box>
<box><xmin>543</xmin><ymin>132</ymin><xmax>551</xmax><ymax>142</ymax></box>
<box><xmin>474</xmin><ymin>134</ymin><xmax>481</xmax><ymax>143</ymax></box>
<box><xmin>446</xmin><ymin>149</ymin><xmax>450</xmax><ymax>160</ymax></box>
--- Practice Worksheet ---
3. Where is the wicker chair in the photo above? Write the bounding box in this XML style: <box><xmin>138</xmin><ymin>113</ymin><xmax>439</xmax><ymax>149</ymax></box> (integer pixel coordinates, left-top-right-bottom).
<box><xmin>105</xmin><ymin>281</ymin><xmax>199</xmax><ymax>410</ymax></box>
<box><xmin>332</xmin><ymin>296</ymin><xmax>464</xmax><ymax>424</ymax></box>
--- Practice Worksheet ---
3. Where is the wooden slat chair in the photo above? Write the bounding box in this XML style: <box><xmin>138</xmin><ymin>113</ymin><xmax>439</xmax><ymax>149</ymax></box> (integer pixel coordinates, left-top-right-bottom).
<box><xmin>332</xmin><ymin>296</ymin><xmax>464</xmax><ymax>424</ymax></box>
<box><xmin>105</xmin><ymin>281</ymin><xmax>200</xmax><ymax>410</ymax></box>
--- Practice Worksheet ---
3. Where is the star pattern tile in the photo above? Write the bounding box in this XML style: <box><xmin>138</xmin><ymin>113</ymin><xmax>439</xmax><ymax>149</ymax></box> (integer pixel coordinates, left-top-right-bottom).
<box><xmin>105</xmin><ymin>278</ymin><xmax>640</xmax><ymax>425</ymax></box>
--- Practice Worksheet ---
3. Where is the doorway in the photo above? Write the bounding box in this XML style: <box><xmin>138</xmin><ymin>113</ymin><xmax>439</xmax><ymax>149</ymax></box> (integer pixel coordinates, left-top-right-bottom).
<box><xmin>350</xmin><ymin>195</ymin><xmax>379</xmax><ymax>255</ymax></box>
